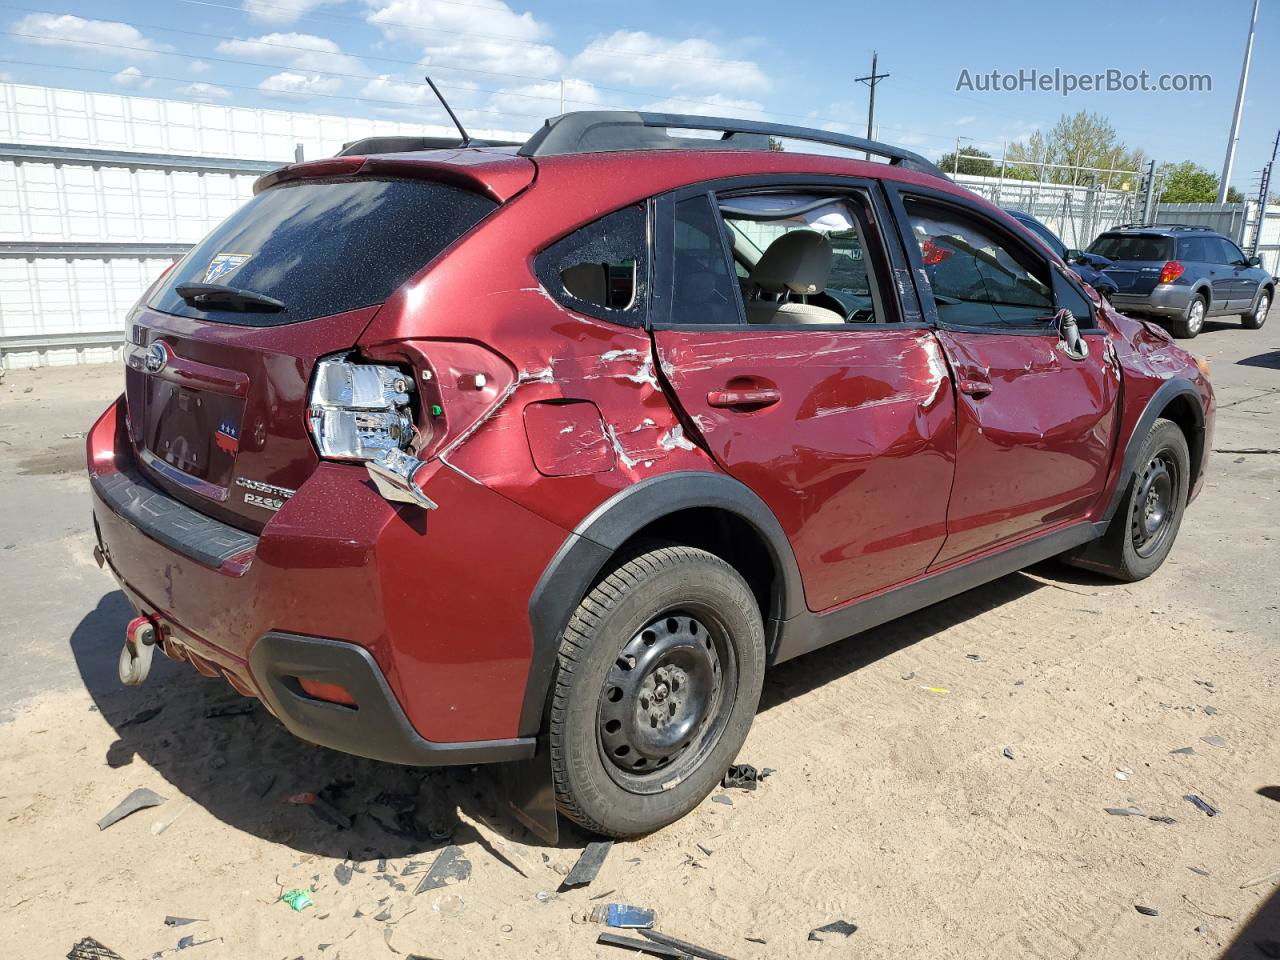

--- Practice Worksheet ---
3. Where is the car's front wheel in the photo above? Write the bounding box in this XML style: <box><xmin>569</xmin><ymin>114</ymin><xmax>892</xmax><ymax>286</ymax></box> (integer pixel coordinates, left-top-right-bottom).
<box><xmin>1171</xmin><ymin>294</ymin><xmax>1207</xmax><ymax>339</ymax></box>
<box><xmin>1243</xmin><ymin>290</ymin><xmax>1270</xmax><ymax>330</ymax></box>
<box><xmin>1067</xmin><ymin>418</ymin><xmax>1190</xmax><ymax>582</ymax></box>
<box><xmin>549</xmin><ymin>545</ymin><xmax>765</xmax><ymax>838</ymax></box>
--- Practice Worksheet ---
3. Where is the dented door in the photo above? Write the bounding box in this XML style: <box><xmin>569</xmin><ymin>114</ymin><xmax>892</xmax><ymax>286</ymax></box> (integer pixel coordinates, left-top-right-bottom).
<box><xmin>930</xmin><ymin>330</ymin><xmax>1120</xmax><ymax>565</ymax></box>
<box><xmin>654</xmin><ymin>327</ymin><xmax>957</xmax><ymax>612</ymax></box>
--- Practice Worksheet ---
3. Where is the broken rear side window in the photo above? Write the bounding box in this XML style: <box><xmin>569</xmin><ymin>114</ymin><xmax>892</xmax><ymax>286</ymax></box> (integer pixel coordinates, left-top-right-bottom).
<box><xmin>535</xmin><ymin>205</ymin><xmax>648</xmax><ymax>325</ymax></box>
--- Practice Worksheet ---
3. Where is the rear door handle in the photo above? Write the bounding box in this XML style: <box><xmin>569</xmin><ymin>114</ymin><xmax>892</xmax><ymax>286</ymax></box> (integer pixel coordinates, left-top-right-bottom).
<box><xmin>958</xmin><ymin>379</ymin><xmax>992</xmax><ymax>398</ymax></box>
<box><xmin>707</xmin><ymin>388</ymin><xmax>780</xmax><ymax>409</ymax></box>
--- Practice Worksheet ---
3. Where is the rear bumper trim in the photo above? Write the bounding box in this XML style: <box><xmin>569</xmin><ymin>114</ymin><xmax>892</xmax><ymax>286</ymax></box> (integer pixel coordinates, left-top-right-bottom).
<box><xmin>91</xmin><ymin>466</ymin><xmax>257</xmax><ymax>569</ymax></box>
<box><xmin>249</xmin><ymin>631</ymin><xmax>536</xmax><ymax>767</ymax></box>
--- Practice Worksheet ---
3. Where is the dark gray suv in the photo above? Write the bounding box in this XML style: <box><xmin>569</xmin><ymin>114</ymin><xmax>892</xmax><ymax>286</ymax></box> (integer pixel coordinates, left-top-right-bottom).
<box><xmin>1089</xmin><ymin>224</ymin><xmax>1273</xmax><ymax>338</ymax></box>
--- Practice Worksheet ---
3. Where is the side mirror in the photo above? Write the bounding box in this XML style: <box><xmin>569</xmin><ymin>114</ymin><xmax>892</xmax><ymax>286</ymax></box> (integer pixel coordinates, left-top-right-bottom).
<box><xmin>1247</xmin><ymin>255</ymin><xmax>1263</xmax><ymax>268</ymax></box>
<box><xmin>1065</xmin><ymin>248</ymin><xmax>1083</xmax><ymax>262</ymax></box>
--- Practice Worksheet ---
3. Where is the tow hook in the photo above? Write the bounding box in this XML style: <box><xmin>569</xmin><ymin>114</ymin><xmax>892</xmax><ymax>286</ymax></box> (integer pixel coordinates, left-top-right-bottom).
<box><xmin>119</xmin><ymin>615</ymin><xmax>159</xmax><ymax>686</ymax></box>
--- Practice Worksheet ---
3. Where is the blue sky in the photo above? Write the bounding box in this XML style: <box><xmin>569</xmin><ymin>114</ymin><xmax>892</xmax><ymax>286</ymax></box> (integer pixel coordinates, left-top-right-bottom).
<box><xmin>0</xmin><ymin>0</ymin><xmax>1276</xmax><ymax>192</ymax></box>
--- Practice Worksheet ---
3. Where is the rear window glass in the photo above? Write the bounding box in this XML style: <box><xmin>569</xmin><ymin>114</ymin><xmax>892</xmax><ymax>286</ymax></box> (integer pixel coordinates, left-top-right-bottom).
<box><xmin>1089</xmin><ymin>233</ymin><xmax>1174</xmax><ymax>262</ymax></box>
<box><xmin>149</xmin><ymin>178</ymin><xmax>496</xmax><ymax>327</ymax></box>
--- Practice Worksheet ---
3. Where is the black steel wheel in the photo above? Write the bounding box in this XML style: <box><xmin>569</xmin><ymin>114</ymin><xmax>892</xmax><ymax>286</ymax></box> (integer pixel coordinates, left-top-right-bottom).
<box><xmin>1130</xmin><ymin>450</ymin><xmax>1178</xmax><ymax>559</ymax></box>
<box><xmin>549</xmin><ymin>545</ymin><xmax>765</xmax><ymax>838</ymax></box>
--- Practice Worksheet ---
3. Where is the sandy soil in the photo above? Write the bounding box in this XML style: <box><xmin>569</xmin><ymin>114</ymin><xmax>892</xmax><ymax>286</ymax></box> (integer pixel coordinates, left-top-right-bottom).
<box><xmin>1</xmin><ymin>324</ymin><xmax>1278</xmax><ymax>960</ymax></box>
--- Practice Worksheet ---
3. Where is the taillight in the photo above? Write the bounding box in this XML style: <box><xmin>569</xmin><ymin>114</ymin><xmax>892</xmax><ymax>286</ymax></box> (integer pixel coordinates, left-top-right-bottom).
<box><xmin>921</xmin><ymin>237</ymin><xmax>953</xmax><ymax>266</ymax></box>
<box><xmin>1158</xmin><ymin>261</ymin><xmax>1185</xmax><ymax>284</ymax></box>
<box><xmin>308</xmin><ymin>355</ymin><xmax>435</xmax><ymax>509</ymax></box>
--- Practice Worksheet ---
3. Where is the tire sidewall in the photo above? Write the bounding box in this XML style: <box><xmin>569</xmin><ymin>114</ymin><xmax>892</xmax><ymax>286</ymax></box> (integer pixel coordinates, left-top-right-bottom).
<box><xmin>1246</xmin><ymin>291</ymin><xmax>1269</xmax><ymax>329</ymax></box>
<box><xmin>1185</xmin><ymin>295</ymin><xmax>1206</xmax><ymax>336</ymax></box>
<box><xmin>1119</xmin><ymin>420</ymin><xmax>1190</xmax><ymax>578</ymax></box>
<box><xmin>554</xmin><ymin>550</ymin><xmax>765</xmax><ymax>836</ymax></box>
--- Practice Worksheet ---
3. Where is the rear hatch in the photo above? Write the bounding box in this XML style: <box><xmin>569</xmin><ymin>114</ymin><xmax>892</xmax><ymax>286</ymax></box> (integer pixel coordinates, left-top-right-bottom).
<box><xmin>125</xmin><ymin>173</ymin><xmax>504</xmax><ymax>532</ymax></box>
<box><xmin>1088</xmin><ymin>232</ymin><xmax>1175</xmax><ymax>296</ymax></box>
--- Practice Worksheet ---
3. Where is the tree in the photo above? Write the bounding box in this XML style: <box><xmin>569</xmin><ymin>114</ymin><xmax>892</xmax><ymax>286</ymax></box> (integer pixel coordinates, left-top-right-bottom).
<box><xmin>1157</xmin><ymin>161</ymin><xmax>1244</xmax><ymax>204</ymax></box>
<box><xmin>936</xmin><ymin>147</ymin><xmax>996</xmax><ymax>177</ymax></box>
<box><xmin>1005</xmin><ymin>111</ymin><xmax>1146</xmax><ymax>188</ymax></box>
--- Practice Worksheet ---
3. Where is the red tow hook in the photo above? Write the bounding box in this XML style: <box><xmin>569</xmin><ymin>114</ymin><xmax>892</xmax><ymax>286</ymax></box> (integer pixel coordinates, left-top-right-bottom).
<box><xmin>120</xmin><ymin>615</ymin><xmax>160</xmax><ymax>686</ymax></box>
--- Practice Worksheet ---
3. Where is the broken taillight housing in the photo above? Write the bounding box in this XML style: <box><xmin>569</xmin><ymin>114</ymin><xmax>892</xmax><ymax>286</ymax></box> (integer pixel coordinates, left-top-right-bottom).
<box><xmin>307</xmin><ymin>355</ymin><xmax>436</xmax><ymax>509</ymax></box>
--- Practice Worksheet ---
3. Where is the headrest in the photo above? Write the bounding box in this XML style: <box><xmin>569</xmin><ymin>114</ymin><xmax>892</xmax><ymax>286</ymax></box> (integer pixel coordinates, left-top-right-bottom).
<box><xmin>749</xmin><ymin>229</ymin><xmax>833</xmax><ymax>295</ymax></box>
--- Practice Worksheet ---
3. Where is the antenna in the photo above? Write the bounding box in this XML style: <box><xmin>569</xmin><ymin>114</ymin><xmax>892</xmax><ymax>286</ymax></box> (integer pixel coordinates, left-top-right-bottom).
<box><xmin>424</xmin><ymin>75</ymin><xmax>470</xmax><ymax>147</ymax></box>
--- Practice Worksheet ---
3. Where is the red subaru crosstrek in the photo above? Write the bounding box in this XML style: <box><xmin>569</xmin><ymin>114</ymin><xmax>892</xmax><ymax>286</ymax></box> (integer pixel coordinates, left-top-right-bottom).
<box><xmin>88</xmin><ymin>112</ymin><xmax>1213</xmax><ymax>838</ymax></box>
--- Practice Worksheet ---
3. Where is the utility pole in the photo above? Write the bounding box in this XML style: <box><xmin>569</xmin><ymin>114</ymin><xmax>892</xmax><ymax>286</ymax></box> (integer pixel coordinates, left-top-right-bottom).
<box><xmin>953</xmin><ymin>135</ymin><xmax>973</xmax><ymax>176</ymax></box>
<box><xmin>559</xmin><ymin>78</ymin><xmax>565</xmax><ymax>114</ymax></box>
<box><xmin>1217</xmin><ymin>0</ymin><xmax>1261</xmax><ymax>203</ymax></box>
<box><xmin>1251</xmin><ymin>129</ymin><xmax>1279</xmax><ymax>253</ymax></box>
<box><xmin>855</xmin><ymin>51</ymin><xmax>889</xmax><ymax>157</ymax></box>
<box><xmin>1141</xmin><ymin>158</ymin><xmax>1157</xmax><ymax>224</ymax></box>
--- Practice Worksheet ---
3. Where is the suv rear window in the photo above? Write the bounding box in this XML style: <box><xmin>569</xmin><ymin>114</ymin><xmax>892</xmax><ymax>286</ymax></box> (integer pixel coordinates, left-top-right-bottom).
<box><xmin>1089</xmin><ymin>233</ymin><xmax>1175</xmax><ymax>262</ymax></box>
<box><xmin>149</xmin><ymin>178</ymin><xmax>496</xmax><ymax>327</ymax></box>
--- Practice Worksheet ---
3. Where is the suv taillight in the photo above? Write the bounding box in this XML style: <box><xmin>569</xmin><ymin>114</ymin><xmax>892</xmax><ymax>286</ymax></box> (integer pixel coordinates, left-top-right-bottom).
<box><xmin>1158</xmin><ymin>261</ymin><xmax>1185</xmax><ymax>284</ymax></box>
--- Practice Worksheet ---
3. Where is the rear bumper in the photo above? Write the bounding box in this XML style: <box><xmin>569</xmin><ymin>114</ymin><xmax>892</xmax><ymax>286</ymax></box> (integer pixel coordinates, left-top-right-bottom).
<box><xmin>1110</xmin><ymin>284</ymin><xmax>1190</xmax><ymax>318</ymax></box>
<box><xmin>87</xmin><ymin>396</ymin><xmax>567</xmax><ymax>763</ymax></box>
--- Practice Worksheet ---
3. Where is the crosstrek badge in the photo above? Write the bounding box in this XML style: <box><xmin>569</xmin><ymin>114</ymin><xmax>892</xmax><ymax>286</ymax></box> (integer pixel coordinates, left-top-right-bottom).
<box><xmin>203</xmin><ymin>252</ymin><xmax>252</xmax><ymax>284</ymax></box>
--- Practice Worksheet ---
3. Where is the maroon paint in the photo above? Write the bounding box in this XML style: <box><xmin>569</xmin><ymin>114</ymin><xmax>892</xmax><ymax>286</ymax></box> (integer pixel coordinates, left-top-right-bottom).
<box><xmin>523</xmin><ymin>400</ymin><xmax>614</xmax><ymax>477</ymax></box>
<box><xmin>89</xmin><ymin>143</ymin><xmax>1215</xmax><ymax>750</ymax></box>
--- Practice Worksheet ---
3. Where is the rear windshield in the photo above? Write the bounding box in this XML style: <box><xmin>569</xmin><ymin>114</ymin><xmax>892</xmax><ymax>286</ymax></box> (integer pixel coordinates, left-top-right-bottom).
<box><xmin>1089</xmin><ymin>233</ymin><xmax>1175</xmax><ymax>262</ymax></box>
<box><xmin>150</xmin><ymin>178</ymin><xmax>497</xmax><ymax>326</ymax></box>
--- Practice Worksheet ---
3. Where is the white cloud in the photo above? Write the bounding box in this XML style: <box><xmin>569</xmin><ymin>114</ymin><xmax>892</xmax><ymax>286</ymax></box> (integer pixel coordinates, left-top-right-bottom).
<box><xmin>242</xmin><ymin>0</ymin><xmax>341</xmax><ymax>25</ymax></box>
<box><xmin>0</xmin><ymin>71</ymin><xmax>12</xmax><ymax>82</ymax></box>
<box><xmin>955</xmin><ymin>115</ymin><xmax>976</xmax><ymax>127</ymax></box>
<box><xmin>484</xmin><ymin>78</ymin><xmax>605</xmax><ymax>119</ymax></box>
<box><xmin>112</xmin><ymin>66</ymin><xmax>153</xmax><ymax>90</ymax></box>
<box><xmin>189</xmin><ymin>60</ymin><xmax>211</xmax><ymax>74</ymax></box>
<box><xmin>639</xmin><ymin>92</ymin><xmax>765</xmax><ymax>119</ymax></box>
<box><xmin>12</xmin><ymin>13</ymin><xmax>163</xmax><ymax>57</ymax></box>
<box><xmin>572</xmin><ymin>31</ymin><xmax>768</xmax><ymax>95</ymax></box>
<box><xmin>364</xmin><ymin>0</ymin><xmax>563</xmax><ymax>77</ymax></box>
<box><xmin>216</xmin><ymin>32</ymin><xmax>362</xmax><ymax>75</ymax></box>
<box><xmin>259</xmin><ymin>70</ymin><xmax>342</xmax><ymax>99</ymax></box>
<box><xmin>175</xmin><ymin>82</ymin><xmax>232</xmax><ymax>101</ymax></box>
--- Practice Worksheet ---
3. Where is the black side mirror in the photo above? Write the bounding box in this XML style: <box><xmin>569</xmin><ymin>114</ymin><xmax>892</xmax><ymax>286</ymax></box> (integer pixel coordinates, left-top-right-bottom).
<box><xmin>1065</xmin><ymin>248</ymin><xmax>1083</xmax><ymax>262</ymax></box>
<box><xmin>1247</xmin><ymin>254</ymin><xmax>1263</xmax><ymax>268</ymax></box>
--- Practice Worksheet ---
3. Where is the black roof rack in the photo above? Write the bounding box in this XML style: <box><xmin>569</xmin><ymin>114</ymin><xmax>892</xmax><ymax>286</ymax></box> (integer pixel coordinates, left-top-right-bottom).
<box><xmin>517</xmin><ymin>111</ymin><xmax>950</xmax><ymax>179</ymax></box>
<box><xmin>1109</xmin><ymin>222</ymin><xmax>1217</xmax><ymax>233</ymax></box>
<box><xmin>336</xmin><ymin>135</ymin><xmax>521</xmax><ymax>157</ymax></box>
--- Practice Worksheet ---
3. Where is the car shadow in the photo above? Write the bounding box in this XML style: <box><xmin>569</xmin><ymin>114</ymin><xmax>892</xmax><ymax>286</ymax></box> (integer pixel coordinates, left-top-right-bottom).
<box><xmin>70</xmin><ymin>591</ymin><xmax>588</xmax><ymax>860</ymax></box>
<box><xmin>1237</xmin><ymin>349</ymin><xmax>1280</xmax><ymax>371</ymax></box>
<box><xmin>71</xmin><ymin>563</ymin><xmax>1097</xmax><ymax>856</ymax></box>
<box><xmin>759</xmin><ymin>569</ymin><xmax>1045</xmax><ymax>713</ymax></box>
<box><xmin>1221</xmin><ymin>882</ymin><xmax>1280</xmax><ymax>959</ymax></box>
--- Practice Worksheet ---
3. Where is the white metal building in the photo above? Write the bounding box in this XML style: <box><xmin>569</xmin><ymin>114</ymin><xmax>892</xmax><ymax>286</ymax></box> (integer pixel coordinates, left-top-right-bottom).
<box><xmin>0</xmin><ymin>81</ymin><xmax>466</xmax><ymax>368</ymax></box>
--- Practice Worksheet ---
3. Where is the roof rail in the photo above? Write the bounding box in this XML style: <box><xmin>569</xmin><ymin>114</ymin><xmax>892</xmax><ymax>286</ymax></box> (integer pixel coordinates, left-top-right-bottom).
<box><xmin>336</xmin><ymin>135</ymin><xmax>521</xmax><ymax>157</ymax></box>
<box><xmin>1110</xmin><ymin>222</ymin><xmax>1216</xmax><ymax>232</ymax></box>
<box><xmin>517</xmin><ymin>111</ymin><xmax>950</xmax><ymax>180</ymax></box>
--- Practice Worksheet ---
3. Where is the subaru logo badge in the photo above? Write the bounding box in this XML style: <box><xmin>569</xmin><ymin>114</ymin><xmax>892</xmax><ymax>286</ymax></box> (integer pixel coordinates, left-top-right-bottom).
<box><xmin>144</xmin><ymin>342</ymin><xmax>168</xmax><ymax>374</ymax></box>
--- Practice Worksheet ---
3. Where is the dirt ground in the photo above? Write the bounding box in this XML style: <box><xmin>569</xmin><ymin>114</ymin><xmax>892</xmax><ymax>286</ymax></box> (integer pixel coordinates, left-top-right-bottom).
<box><xmin>1</xmin><ymin>320</ymin><xmax>1278</xmax><ymax>960</ymax></box>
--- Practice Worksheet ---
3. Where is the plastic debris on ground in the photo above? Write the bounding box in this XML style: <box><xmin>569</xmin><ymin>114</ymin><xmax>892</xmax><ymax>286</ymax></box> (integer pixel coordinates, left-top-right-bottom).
<box><xmin>204</xmin><ymin>701</ymin><xmax>255</xmax><ymax>719</ymax></box>
<box><xmin>1184</xmin><ymin>795</ymin><xmax>1220</xmax><ymax>817</ymax></box>
<box><xmin>711</xmin><ymin>795</ymin><xmax>733</xmax><ymax>806</ymax></box>
<box><xmin>562</xmin><ymin>840</ymin><xmax>612</xmax><ymax>889</ymax></box>
<box><xmin>639</xmin><ymin>928</ymin><xmax>735</xmax><ymax>960</ymax></box>
<box><xmin>808</xmin><ymin>920</ymin><xmax>858</xmax><ymax>941</ymax></box>
<box><xmin>1115</xmin><ymin>767</ymin><xmax>1133</xmax><ymax>781</ymax></box>
<box><xmin>97</xmin><ymin>787</ymin><xmax>165</xmax><ymax>831</ymax></box>
<box><xmin>1104</xmin><ymin>807</ymin><xmax>1143</xmax><ymax>817</ymax></box>
<box><xmin>721</xmin><ymin>764</ymin><xmax>773</xmax><ymax>791</ymax></box>
<box><xmin>1200</xmin><ymin>735</ymin><xmax>1226</xmax><ymax>748</ymax></box>
<box><xmin>1240</xmin><ymin>868</ymin><xmax>1280</xmax><ymax>889</ymax></box>
<box><xmin>66</xmin><ymin>938</ymin><xmax>126</xmax><ymax>960</ymax></box>
<box><xmin>1189</xmin><ymin>866</ymin><xmax>1211</xmax><ymax>877</ymax></box>
<box><xmin>1170</xmin><ymin>746</ymin><xmax>1195</xmax><ymax>755</ymax></box>
<box><xmin>334</xmin><ymin>861</ymin><xmax>353</xmax><ymax>886</ymax></box>
<box><xmin>1148</xmin><ymin>815</ymin><xmax>1177</xmax><ymax>824</ymax></box>
<box><xmin>1002</xmin><ymin>747</ymin><xmax>1014</xmax><ymax>760</ymax></box>
<box><xmin>1135</xmin><ymin>905</ymin><xmax>1159</xmax><ymax>917</ymax></box>
<box><xmin>163</xmin><ymin>917</ymin><xmax>202</xmax><ymax>927</ymax></box>
<box><xmin>280</xmin><ymin>889</ymin><xmax>314</xmax><ymax>912</ymax></box>
<box><xmin>283</xmin><ymin>791</ymin><xmax>352</xmax><ymax>830</ymax></box>
<box><xmin>920</xmin><ymin>686</ymin><xmax>950</xmax><ymax>695</ymax></box>
<box><xmin>589</xmin><ymin>903</ymin><xmax>656</xmax><ymax>928</ymax></box>
<box><xmin>413</xmin><ymin>845</ymin><xmax>471</xmax><ymax>895</ymax></box>
<box><xmin>597</xmin><ymin>932</ymin><xmax>684</xmax><ymax>957</ymax></box>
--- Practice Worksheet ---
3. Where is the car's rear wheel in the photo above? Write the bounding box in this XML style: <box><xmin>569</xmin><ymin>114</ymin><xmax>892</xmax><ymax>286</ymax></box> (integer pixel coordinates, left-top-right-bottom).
<box><xmin>1066</xmin><ymin>418</ymin><xmax>1190</xmax><ymax>582</ymax></box>
<box><xmin>549</xmin><ymin>544</ymin><xmax>765</xmax><ymax>838</ymax></box>
<box><xmin>1242</xmin><ymin>290</ymin><xmax>1270</xmax><ymax>330</ymax></box>
<box><xmin>1171</xmin><ymin>294</ymin><xmax>1207</xmax><ymax>339</ymax></box>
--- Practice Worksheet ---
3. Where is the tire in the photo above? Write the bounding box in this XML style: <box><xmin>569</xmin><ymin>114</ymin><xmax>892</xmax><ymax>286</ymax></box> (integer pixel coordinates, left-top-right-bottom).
<box><xmin>1242</xmin><ymin>289</ymin><xmax>1270</xmax><ymax>330</ymax></box>
<box><xmin>1170</xmin><ymin>294</ymin><xmax>1207</xmax><ymax>339</ymax></box>
<box><xmin>1068</xmin><ymin>418</ymin><xmax>1190</xmax><ymax>582</ymax></box>
<box><xmin>549</xmin><ymin>544</ymin><xmax>766</xmax><ymax>838</ymax></box>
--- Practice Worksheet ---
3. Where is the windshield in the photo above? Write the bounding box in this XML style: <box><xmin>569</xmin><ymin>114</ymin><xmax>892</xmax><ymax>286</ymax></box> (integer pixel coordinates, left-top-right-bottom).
<box><xmin>150</xmin><ymin>178</ymin><xmax>496</xmax><ymax>327</ymax></box>
<box><xmin>1089</xmin><ymin>233</ymin><xmax>1175</xmax><ymax>262</ymax></box>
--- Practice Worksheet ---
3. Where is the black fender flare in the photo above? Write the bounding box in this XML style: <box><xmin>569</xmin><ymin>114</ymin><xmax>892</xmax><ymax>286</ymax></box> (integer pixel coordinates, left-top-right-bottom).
<box><xmin>518</xmin><ymin>470</ymin><xmax>803</xmax><ymax>736</ymax></box>
<box><xmin>1102</xmin><ymin>376</ymin><xmax>1203</xmax><ymax>523</ymax></box>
